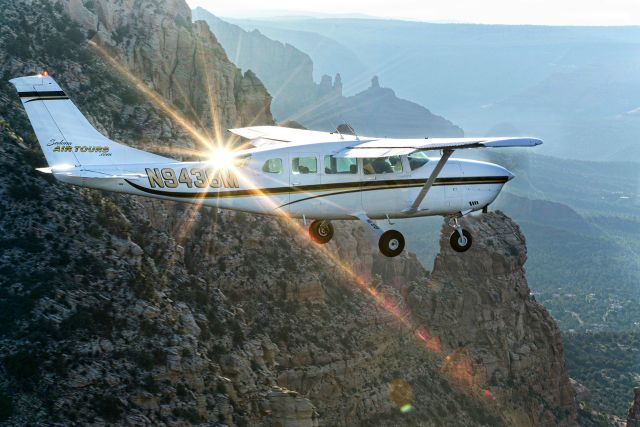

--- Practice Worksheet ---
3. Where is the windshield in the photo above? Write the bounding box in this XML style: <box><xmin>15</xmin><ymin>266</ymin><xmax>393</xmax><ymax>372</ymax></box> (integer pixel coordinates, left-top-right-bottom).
<box><xmin>408</xmin><ymin>152</ymin><xmax>429</xmax><ymax>170</ymax></box>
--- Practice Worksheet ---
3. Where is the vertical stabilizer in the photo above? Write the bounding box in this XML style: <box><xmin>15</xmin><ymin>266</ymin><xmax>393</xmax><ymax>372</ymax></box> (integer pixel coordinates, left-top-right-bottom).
<box><xmin>9</xmin><ymin>74</ymin><xmax>173</xmax><ymax>167</ymax></box>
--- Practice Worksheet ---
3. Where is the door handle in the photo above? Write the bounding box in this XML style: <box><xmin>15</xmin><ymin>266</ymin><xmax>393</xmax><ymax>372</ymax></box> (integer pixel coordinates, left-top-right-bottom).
<box><xmin>292</xmin><ymin>181</ymin><xmax>301</xmax><ymax>185</ymax></box>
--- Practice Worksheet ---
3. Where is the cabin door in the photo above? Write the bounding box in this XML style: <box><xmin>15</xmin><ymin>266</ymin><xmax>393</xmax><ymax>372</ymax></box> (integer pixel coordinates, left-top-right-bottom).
<box><xmin>316</xmin><ymin>154</ymin><xmax>361</xmax><ymax>217</ymax></box>
<box><xmin>361</xmin><ymin>156</ymin><xmax>409</xmax><ymax>217</ymax></box>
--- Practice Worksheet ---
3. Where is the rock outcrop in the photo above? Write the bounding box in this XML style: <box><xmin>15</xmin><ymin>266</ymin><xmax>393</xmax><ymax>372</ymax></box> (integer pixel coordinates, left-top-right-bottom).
<box><xmin>65</xmin><ymin>0</ymin><xmax>272</xmax><ymax>149</ymax></box>
<box><xmin>407</xmin><ymin>213</ymin><xmax>576</xmax><ymax>426</ymax></box>
<box><xmin>628</xmin><ymin>388</ymin><xmax>640</xmax><ymax>427</ymax></box>
<box><xmin>0</xmin><ymin>0</ymin><xmax>575</xmax><ymax>425</ymax></box>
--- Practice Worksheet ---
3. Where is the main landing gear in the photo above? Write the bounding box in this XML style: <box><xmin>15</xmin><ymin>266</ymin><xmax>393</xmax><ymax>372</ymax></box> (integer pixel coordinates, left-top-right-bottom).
<box><xmin>309</xmin><ymin>220</ymin><xmax>334</xmax><ymax>244</ymax></box>
<box><xmin>448</xmin><ymin>216</ymin><xmax>472</xmax><ymax>252</ymax></box>
<box><xmin>307</xmin><ymin>218</ymin><xmax>406</xmax><ymax>258</ymax></box>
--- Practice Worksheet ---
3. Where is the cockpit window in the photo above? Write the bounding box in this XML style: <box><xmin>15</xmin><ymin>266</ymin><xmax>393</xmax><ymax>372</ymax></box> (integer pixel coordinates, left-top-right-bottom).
<box><xmin>408</xmin><ymin>152</ymin><xmax>429</xmax><ymax>170</ymax></box>
<box><xmin>363</xmin><ymin>156</ymin><xmax>403</xmax><ymax>175</ymax></box>
<box><xmin>262</xmin><ymin>158</ymin><xmax>283</xmax><ymax>173</ymax></box>
<box><xmin>292</xmin><ymin>156</ymin><xmax>318</xmax><ymax>174</ymax></box>
<box><xmin>324</xmin><ymin>155</ymin><xmax>357</xmax><ymax>174</ymax></box>
<box><xmin>236</xmin><ymin>155</ymin><xmax>251</xmax><ymax>168</ymax></box>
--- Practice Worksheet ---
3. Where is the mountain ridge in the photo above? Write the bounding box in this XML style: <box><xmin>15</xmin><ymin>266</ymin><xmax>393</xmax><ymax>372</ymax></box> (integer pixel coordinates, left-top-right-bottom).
<box><xmin>194</xmin><ymin>8</ymin><xmax>463</xmax><ymax>138</ymax></box>
<box><xmin>0</xmin><ymin>0</ymin><xmax>576</xmax><ymax>425</ymax></box>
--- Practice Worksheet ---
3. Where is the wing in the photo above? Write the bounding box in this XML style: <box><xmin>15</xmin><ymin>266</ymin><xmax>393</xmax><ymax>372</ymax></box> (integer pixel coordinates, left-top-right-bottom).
<box><xmin>228</xmin><ymin>126</ymin><xmax>349</xmax><ymax>147</ymax></box>
<box><xmin>336</xmin><ymin>137</ymin><xmax>543</xmax><ymax>158</ymax></box>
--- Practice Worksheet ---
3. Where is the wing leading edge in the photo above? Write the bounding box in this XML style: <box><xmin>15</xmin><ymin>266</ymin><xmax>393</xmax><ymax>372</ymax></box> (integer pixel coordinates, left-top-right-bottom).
<box><xmin>228</xmin><ymin>126</ymin><xmax>542</xmax><ymax>156</ymax></box>
<box><xmin>228</xmin><ymin>126</ymin><xmax>349</xmax><ymax>144</ymax></box>
<box><xmin>336</xmin><ymin>137</ymin><xmax>543</xmax><ymax>158</ymax></box>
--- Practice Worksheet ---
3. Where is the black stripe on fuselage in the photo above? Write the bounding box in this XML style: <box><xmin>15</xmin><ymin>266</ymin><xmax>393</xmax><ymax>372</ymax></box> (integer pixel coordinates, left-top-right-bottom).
<box><xmin>125</xmin><ymin>176</ymin><xmax>509</xmax><ymax>206</ymax></box>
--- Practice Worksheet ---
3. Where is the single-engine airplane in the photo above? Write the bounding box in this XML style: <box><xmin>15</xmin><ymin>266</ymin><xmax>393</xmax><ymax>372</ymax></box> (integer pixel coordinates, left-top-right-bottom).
<box><xmin>10</xmin><ymin>74</ymin><xmax>542</xmax><ymax>257</ymax></box>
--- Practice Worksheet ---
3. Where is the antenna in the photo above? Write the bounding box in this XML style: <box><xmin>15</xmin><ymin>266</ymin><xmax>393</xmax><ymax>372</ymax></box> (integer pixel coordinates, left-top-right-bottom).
<box><xmin>336</xmin><ymin>122</ymin><xmax>359</xmax><ymax>141</ymax></box>
<box><xmin>330</xmin><ymin>119</ymin><xmax>344</xmax><ymax>139</ymax></box>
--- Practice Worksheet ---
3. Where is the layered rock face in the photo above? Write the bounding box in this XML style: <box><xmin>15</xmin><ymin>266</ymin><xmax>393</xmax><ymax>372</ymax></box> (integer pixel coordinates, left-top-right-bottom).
<box><xmin>65</xmin><ymin>0</ymin><xmax>272</xmax><ymax>147</ymax></box>
<box><xmin>0</xmin><ymin>0</ymin><xmax>574</xmax><ymax>425</ymax></box>
<box><xmin>629</xmin><ymin>388</ymin><xmax>640</xmax><ymax>427</ymax></box>
<box><xmin>407</xmin><ymin>213</ymin><xmax>576</xmax><ymax>426</ymax></box>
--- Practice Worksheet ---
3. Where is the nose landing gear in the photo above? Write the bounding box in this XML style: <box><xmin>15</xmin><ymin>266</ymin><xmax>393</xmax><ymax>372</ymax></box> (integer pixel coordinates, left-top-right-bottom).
<box><xmin>379</xmin><ymin>230</ymin><xmax>405</xmax><ymax>258</ymax></box>
<box><xmin>448</xmin><ymin>216</ymin><xmax>472</xmax><ymax>252</ymax></box>
<box><xmin>309</xmin><ymin>220</ymin><xmax>334</xmax><ymax>244</ymax></box>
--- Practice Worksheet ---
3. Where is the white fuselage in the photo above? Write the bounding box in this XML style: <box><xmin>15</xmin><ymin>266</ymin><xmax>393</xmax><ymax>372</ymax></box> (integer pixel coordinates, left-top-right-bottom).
<box><xmin>58</xmin><ymin>141</ymin><xmax>513</xmax><ymax>220</ymax></box>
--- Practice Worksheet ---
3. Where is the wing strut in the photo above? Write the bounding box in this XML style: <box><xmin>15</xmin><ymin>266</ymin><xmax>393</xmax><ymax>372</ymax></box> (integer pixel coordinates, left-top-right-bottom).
<box><xmin>404</xmin><ymin>149</ymin><xmax>454</xmax><ymax>215</ymax></box>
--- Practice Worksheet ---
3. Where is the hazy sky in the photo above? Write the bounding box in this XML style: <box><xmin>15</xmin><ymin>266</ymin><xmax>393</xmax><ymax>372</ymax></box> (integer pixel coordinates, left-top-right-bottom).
<box><xmin>186</xmin><ymin>0</ymin><xmax>640</xmax><ymax>26</ymax></box>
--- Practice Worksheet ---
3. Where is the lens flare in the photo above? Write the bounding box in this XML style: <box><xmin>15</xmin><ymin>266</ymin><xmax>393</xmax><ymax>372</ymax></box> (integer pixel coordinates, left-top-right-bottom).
<box><xmin>389</xmin><ymin>379</ymin><xmax>413</xmax><ymax>412</ymax></box>
<box><xmin>89</xmin><ymin>40</ymin><xmax>214</xmax><ymax>152</ymax></box>
<box><xmin>400</xmin><ymin>404</ymin><xmax>413</xmax><ymax>414</ymax></box>
<box><xmin>90</xmin><ymin>38</ymin><xmax>497</xmax><ymax>409</ymax></box>
<box><xmin>206</xmin><ymin>148</ymin><xmax>236</xmax><ymax>170</ymax></box>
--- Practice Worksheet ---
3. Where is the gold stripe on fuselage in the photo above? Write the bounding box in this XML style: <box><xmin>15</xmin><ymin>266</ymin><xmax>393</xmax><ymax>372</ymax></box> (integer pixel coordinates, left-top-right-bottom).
<box><xmin>125</xmin><ymin>176</ymin><xmax>508</xmax><ymax>206</ymax></box>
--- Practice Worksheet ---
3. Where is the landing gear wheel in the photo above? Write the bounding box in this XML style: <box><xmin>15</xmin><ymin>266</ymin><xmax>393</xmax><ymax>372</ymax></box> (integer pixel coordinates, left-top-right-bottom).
<box><xmin>379</xmin><ymin>230</ymin><xmax>405</xmax><ymax>257</ymax></box>
<box><xmin>450</xmin><ymin>229</ymin><xmax>472</xmax><ymax>252</ymax></box>
<box><xmin>309</xmin><ymin>220</ymin><xmax>334</xmax><ymax>244</ymax></box>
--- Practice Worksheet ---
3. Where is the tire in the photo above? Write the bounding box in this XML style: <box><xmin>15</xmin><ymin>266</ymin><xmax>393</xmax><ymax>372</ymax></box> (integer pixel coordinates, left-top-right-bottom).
<box><xmin>450</xmin><ymin>229</ymin><xmax>472</xmax><ymax>252</ymax></box>
<box><xmin>309</xmin><ymin>220</ymin><xmax>334</xmax><ymax>244</ymax></box>
<box><xmin>379</xmin><ymin>230</ymin><xmax>405</xmax><ymax>257</ymax></box>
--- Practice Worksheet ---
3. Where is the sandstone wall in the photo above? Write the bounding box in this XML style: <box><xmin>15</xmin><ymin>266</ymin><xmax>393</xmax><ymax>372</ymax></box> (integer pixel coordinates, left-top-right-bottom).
<box><xmin>0</xmin><ymin>1</ymin><xmax>575</xmax><ymax>425</ymax></box>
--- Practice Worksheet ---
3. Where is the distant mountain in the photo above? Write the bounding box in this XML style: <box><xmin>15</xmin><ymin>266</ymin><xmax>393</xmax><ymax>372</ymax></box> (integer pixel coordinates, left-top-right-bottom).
<box><xmin>224</xmin><ymin>17</ymin><xmax>640</xmax><ymax>161</ymax></box>
<box><xmin>194</xmin><ymin>8</ymin><xmax>366</xmax><ymax>95</ymax></box>
<box><xmin>194</xmin><ymin>9</ymin><xmax>463</xmax><ymax>137</ymax></box>
<box><xmin>192</xmin><ymin>8</ymin><xmax>318</xmax><ymax>119</ymax></box>
<box><xmin>494</xmin><ymin>193</ymin><xmax>597</xmax><ymax>236</ymax></box>
<box><xmin>289</xmin><ymin>74</ymin><xmax>463</xmax><ymax>137</ymax></box>
<box><xmin>0</xmin><ymin>1</ymin><xmax>579</xmax><ymax>425</ymax></box>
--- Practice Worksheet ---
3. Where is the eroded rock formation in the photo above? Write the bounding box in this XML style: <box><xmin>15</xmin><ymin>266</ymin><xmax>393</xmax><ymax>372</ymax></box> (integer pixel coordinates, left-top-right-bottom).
<box><xmin>407</xmin><ymin>213</ymin><xmax>576</xmax><ymax>426</ymax></box>
<box><xmin>194</xmin><ymin>7</ymin><xmax>463</xmax><ymax>138</ymax></box>
<box><xmin>64</xmin><ymin>0</ymin><xmax>273</xmax><ymax>148</ymax></box>
<box><xmin>0</xmin><ymin>0</ymin><xmax>575</xmax><ymax>425</ymax></box>
<box><xmin>628</xmin><ymin>388</ymin><xmax>640</xmax><ymax>427</ymax></box>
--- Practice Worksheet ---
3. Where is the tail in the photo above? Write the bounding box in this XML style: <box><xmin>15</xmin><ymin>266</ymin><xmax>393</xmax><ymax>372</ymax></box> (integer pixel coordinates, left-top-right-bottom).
<box><xmin>9</xmin><ymin>74</ymin><xmax>174</xmax><ymax>168</ymax></box>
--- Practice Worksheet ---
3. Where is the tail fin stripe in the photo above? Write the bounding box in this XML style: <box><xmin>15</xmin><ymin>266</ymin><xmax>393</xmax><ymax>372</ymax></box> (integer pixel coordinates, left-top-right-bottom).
<box><xmin>24</xmin><ymin>96</ymin><xmax>70</xmax><ymax>103</ymax></box>
<box><xmin>19</xmin><ymin>90</ymin><xmax>67</xmax><ymax>97</ymax></box>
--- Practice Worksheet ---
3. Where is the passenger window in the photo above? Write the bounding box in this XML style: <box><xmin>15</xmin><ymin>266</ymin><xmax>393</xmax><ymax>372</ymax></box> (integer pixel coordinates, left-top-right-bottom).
<box><xmin>262</xmin><ymin>158</ymin><xmax>283</xmax><ymax>173</ymax></box>
<box><xmin>363</xmin><ymin>156</ymin><xmax>403</xmax><ymax>175</ymax></box>
<box><xmin>292</xmin><ymin>156</ymin><xmax>317</xmax><ymax>174</ymax></box>
<box><xmin>324</xmin><ymin>155</ymin><xmax>357</xmax><ymax>174</ymax></box>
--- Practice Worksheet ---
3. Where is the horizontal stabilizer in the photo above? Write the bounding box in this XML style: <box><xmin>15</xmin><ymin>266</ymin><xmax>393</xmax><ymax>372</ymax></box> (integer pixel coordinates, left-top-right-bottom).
<box><xmin>36</xmin><ymin>166</ymin><xmax>145</xmax><ymax>180</ymax></box>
